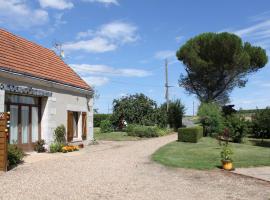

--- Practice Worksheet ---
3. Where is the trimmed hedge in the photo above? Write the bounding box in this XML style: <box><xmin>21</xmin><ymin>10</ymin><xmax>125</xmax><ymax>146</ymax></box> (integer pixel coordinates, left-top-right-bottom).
<box><xmin>178</xmin><ymin>126</ymin><xmax>203</xmax><ymax>143</ymax></box>
<box><xmin>94</xmin><ymin>114</ymin><xmax>112</xmax><ymax>127</ymax></box>
<box><xmin>126</xmin><ymin>125</ymin><xmax>171</xmax><ymax>138</ymax></box>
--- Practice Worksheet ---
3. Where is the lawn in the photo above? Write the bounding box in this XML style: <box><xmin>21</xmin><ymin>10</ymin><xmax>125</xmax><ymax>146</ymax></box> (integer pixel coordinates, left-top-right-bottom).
<box><xmin>152</xmin><ymin>137</ymin><xmax>270</xmax><ymax>170</ymax></box>
<box><xmin>94</xmin><ymin>128</ymin><xmax>140</xmax><ymax>141</ymax></box>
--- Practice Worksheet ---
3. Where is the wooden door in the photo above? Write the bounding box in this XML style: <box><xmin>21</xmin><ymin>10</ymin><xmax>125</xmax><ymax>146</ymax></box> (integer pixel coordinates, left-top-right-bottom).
<box><xmin>0</xmin><ymin>113</ymin><xmax>8</xmax><ymax>172</ymax></box>
<box><xmin>82</xmin><ymin>112</ymin><xmax>87</xmax><ymax>140</ymax></box>
<box><xmin>67</xmin><ymin>111</ymin><xmax>74</xmax><ymax>142</ymax></box>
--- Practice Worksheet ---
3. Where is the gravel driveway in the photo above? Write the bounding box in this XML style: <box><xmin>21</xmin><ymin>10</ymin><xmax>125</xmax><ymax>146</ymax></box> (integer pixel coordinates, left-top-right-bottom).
<box><xmin>0</xmin><ymin>134</ymin><xmax>269</xmax><ymax>200</ymax></box>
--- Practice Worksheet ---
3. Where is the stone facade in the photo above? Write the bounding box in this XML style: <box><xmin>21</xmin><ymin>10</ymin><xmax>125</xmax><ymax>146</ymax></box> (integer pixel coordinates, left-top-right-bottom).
<box><xmin>0</xmin><ymin>70</ymin><xmax>94</xmax><ymax>149</ymax></box>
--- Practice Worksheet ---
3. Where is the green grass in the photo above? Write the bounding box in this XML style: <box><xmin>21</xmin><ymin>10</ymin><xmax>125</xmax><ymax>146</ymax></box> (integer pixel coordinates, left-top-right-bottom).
<box><xmin>94</xmin><ymin>127</ymin><xmax>140</xmax><ymax>141</ymax></box>
<box><xmin>152</xmin><ymin>137</ymin><xmax>270</xmax><ymax>170</ymax></box>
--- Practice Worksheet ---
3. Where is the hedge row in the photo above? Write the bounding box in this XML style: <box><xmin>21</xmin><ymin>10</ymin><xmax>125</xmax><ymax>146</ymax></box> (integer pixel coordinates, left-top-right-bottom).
<box><xmin>178</xmin><ymin>126</ymin><xmax>203</xmax><ymax>143</ymax></box>
<box><xmin>126</xmin><ymin>125</ymin><xmax>171</xmax><ymax>138</ymax></box>
<box><xmin>94</xmin><ymin>114</ymin><xmax>112</xmax><ymax>127</ymax></box>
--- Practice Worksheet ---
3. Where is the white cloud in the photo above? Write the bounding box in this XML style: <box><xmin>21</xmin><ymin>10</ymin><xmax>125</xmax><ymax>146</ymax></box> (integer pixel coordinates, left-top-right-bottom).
<box><xmin>229</xmin><ymin>14</ymin><xmax>270</xmax><ymax>50</ymax></box>
<box><xmin>65</xmin><ymin>21</ymin><xmax>139</xmax><ymax>53</ymax></box>
<box><xmin>82</xmin><ymin>0</ymin><xmax>119</xmax><ymax>6</ymax></box>
<box><xmin>39</xmin><ymin>0</ymin><xmax>73</xmax><ymax>10</ymax></box>
<box><xmin>0</xmin><ymin>0</ymin><xmax>49</xmax><ymax>29</ymax></box>
<box><xmin>76</xmin><ymin>30</ymin><xmax>94</xmax><ymax>39</ymax></box>
<box><xmin>155</xmin><ymin>50</ymin><xmax>176</xmax><ymax>60</ymax></box>
<box><xmin>98</xmin><ymin>21</ymin><xmax>138</xmax><ymax>43</ymax></box>
<box><xmin>63</xmin><ymin>37</ymin><xmax>117</xmax><ymax>53</ymax></box>
<box><xmin>82</xmin><ymin>76</ymin><xmax>109</xmax><ymax>86</ymax></box>
<box><xmin>175</xmin><ymin>35</ymin><xmax>184</xmax><ymax>43</ymax></box>
<box><xmin>70</xmin><ymin>64</ymin><xmax>152</xmax><ymax>77</ymax></box>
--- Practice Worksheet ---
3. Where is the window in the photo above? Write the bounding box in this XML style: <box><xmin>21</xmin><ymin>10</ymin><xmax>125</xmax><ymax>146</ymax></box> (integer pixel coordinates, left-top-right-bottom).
<box><xmin>5</xmin><ymin>94</ymin><xmax>39</xmax><ymax>105</ymax></box>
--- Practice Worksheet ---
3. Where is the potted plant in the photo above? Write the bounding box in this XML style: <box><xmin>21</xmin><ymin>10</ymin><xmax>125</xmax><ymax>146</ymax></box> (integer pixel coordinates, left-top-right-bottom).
<box><xmin>220</xmin><ymin>145</ymin><xmax>233</xmax><ymax>170</ymax></box>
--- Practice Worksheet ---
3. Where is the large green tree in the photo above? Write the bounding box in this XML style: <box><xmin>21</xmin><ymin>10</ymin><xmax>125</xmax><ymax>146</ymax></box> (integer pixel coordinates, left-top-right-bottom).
<box><xmin>111</xmin><ymin>93</ymin><xmax>157</xmax><ymax>126</ymax></box>
<box><xmin>177</xmin><ymin>32</ymin><xmax>268</xmax><ymax>103</ymax></box>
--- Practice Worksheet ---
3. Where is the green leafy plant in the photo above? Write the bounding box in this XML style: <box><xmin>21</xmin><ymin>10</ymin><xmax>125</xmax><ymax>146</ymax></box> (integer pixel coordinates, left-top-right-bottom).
<box><xmin>224</xmin><ymin>114</ymin><xmax>249</xmax><ymax>143</ymax></box>
<box><xmin>49</xmin><ymin>143</ymin><xmax>64</xmax><ymax>153</ymax></box>
<box><xmin>178</xmin><ymin>126</ymin><xmax>203</xmax><ymax>143</ymax></box>
<box><xmin>221</xmin><ymin>145</ymin><xmax>233</xmax><ymax>161</ymax></box>
<box><xmin>156</xmin><ymin>100</ymin><xmax>185</xmax><ymax>130</ymax></box>
<box><xmin>111</xmin><ymin>93</ymin><xmax>157</xmax><ymax>127</ymax></box>
<box><xmin>94</xmin><ymin>114</ymin><xmax>112</xmax><ymax>127</ymax></box>
<box><xmin>100</xmin><ymin>120</ymin><xmax>113</xmax><ymax>133</ymax></box>
<box><xmin>252</xmin><ymin>107</ymin><xmax>270</xmax><ymax>139</ymax></box>
<box><xmin>8</xmin><ymin>144</ymin><xmax>24</xmax><ymax>168</ymax></box>
<box><xmin>126</xmin><ymin>125</ymin><xmax>170</xmax><ymax>138</ymax></box>
<box><xmin>54</xmin><ymin>125</ymin><xmax>66</xmax><ymax>144</ymax></box>
<box><xmin>198</xmin><ymin>103</ymin><xmax>224</xmax><ymax>136</ymax></box>
<box><xmin>34</xmin><ymin>139</ymin><xmax>46</xmax><ymax>153</ymax></box>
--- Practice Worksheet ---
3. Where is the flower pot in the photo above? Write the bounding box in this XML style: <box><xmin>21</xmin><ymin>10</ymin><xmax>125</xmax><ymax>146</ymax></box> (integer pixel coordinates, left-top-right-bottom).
<box><xmin>221</xmin><ymin>160</ymin><xmax>233</xmax><ymax>170</ymax></box>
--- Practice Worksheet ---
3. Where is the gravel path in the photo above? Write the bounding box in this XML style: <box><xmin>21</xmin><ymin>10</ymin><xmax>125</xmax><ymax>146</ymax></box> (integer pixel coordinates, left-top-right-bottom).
<box><xmin>0</xmin><ymin>134</ymin><xmax>269</xmax><ymax>200</ymax></box>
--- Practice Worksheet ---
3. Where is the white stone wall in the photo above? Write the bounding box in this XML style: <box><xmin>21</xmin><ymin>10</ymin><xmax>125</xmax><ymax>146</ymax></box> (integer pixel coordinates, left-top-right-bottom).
<box><xmin>0</xmin><ymin>90</ymin><xmax>5</xmax><ymax>112</ymax></box>
<box><xmin>42</xmin><ymin>91</ymin><xmax>94</xmax><ymax>147</ymax></box>
<box><xmin>0</xmin><ymin>74</ymin><xmax>94</xmax><ymax>148</ymax></box>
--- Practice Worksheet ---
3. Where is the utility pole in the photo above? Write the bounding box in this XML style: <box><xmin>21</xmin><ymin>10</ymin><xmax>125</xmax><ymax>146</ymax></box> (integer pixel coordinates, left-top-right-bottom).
<box><xmin>165</xmin><ymin>59</ymin><xmax>169</xmax><ymax>112</ymax></box>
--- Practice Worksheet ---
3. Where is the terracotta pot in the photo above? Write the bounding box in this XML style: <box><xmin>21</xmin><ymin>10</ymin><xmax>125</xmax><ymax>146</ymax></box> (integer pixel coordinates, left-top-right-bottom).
<box><xmin>222</xmin><ymin>160</ymin><xmax>233</xmax><ymax>170</ymax></box>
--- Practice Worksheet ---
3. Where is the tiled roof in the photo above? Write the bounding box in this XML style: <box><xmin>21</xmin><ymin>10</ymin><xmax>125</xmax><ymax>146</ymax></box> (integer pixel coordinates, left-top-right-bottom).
<box><xmin>0</xmin><ymin>29</ymin><xmax>91</xmax><ymax>91</ymax></box>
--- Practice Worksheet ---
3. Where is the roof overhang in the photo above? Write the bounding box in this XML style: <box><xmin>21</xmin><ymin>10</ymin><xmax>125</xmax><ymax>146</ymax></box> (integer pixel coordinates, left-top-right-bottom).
<box><xmin>0</xmin><ymin>67</ymin><xmax>94</xmax><ymax>98</ymax></box>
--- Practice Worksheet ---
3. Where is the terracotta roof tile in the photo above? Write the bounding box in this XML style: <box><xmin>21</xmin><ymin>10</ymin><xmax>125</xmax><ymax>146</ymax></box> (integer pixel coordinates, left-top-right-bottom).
<box><xmin>0</xmin><ymin>29</ymin><xmax>91</xmax><ymax>91</ymax></box>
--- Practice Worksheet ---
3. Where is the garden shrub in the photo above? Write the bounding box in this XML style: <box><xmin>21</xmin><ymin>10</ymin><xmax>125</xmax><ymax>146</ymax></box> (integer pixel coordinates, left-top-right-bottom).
<box><xmin>34</xmin><ymin>139</ymin><xmax>46</xmax><ymax>153</ymax></box>
<box><xmin>100</xmin><ymin>120</ymin><xmax>113</xmax><ymax>133</ymax></box>
<box><xmin>178</xmin><ymin>126</ymin><xmax>203</xmax><ymax>143</ymax></box>
<box><xmin>111</xmin><ymin>93</ymin><xmax>157</xmax><ymax>127</ymax></box>
<box><xmin>94</xmin><ymin>114</ymin><xmax>112</xmax><ymax>127</ymax></box>
<box><xmin>198</xmin><ymin>103</ymin><xmax>224</xmax><ymax>137</ymax></box>
<box><xmin>49</xmin><ymin>143</ymin><xmax>64</xmax><ymax>153</ymax></box>
<box><xmin>126</xmin><ymin>125</ymin><xmax>170</xmax><ymax>138</ymax></box>
<box><xmin>8</xmin><ymin>144</ymin><xmax>24</xmax><ymax>167</ymax></box>
<box><xmin>156</xmin><ymin>100</ymin><xmax>185</xmax><ymax>130</ymax></box>
<box><xmin>54</xmin><ymin>125</ymin><xmax>66</xmax><ymax>144</ymax></box>
<box><xmin>224</xmin><ymin>114</ymin><xmax>250</xmax><ymax>143</ymax></box>
<box><xmin>252</xmin><ymin>107</ymin><xmax>270</xmax><ymax>139</ymax></box>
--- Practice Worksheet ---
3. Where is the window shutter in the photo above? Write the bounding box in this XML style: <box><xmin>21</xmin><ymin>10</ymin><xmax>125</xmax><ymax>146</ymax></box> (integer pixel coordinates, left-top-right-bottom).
<box><xmin>67</xmin><ymin>111</ymin><xmax>74</xmax><ymax>142</ymax></box>
<box><xmin>82</xmin><ymin>112</ymin><xmax>87</xmax><ymax>140</ymax></box>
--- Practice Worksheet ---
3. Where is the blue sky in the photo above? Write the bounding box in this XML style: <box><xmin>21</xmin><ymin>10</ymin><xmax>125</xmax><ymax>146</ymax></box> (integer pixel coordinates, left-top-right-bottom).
<box><xmin>1</xmin><ymin>0</ymin><xmax>270</xmax><ymax>114</ymax></box>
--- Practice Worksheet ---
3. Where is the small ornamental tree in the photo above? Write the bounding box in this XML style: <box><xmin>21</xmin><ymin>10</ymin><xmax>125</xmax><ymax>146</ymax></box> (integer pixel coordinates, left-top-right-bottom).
<box><xmin>111</xmin><ymin>93</ymin><xmax>157</xmax><ymax>127</ymax></box>
<box><xmin>198</xmin><ymin>103</ymin><xmax>224</xmax><ymax>136</ymax></box>
<box><xmin>177</xmin><ymin>32</ymin><xmax>268</xmax><ymax>104</ymax></box>
<box><xmin>157</xmin><ymin>100</ymin><xmax>185</xmax><ymax>131</ymax></box>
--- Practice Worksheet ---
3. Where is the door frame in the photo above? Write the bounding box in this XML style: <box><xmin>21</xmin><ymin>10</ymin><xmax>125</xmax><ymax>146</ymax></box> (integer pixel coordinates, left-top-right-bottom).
<box><xmin>5</xmin><ymin>99</ymin><xmax>41</xmax><ymax>151</ymax></box>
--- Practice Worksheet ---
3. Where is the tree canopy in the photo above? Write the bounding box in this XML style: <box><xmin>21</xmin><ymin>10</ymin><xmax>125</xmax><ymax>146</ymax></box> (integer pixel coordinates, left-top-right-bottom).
<box><xmin>111</xmin><ymin>93</ymin><xmax>157</xmax><ymax>126</ymax></box>
<box><xmin>177</xmin><ymin>32</ymin><xmax>268</xmax><ymax>104</ymax></box>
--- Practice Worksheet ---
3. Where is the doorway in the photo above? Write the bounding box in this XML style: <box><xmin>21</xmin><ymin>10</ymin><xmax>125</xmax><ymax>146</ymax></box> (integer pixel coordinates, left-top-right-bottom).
<box><xmin>5</xmin><ymin>94</ymin><xmax>41</xmax><ymax>151</ymax></box>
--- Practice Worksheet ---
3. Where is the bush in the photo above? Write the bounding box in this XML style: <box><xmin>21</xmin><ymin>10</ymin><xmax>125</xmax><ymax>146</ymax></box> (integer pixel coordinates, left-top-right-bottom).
<box><xmin>34</xmin><ymin>139</ymin><xmax>46</xmax><ymax>153</ymax></box>
<box><xmin>54</xmin><ymin>125</ymin><xmax>66</xmax><ymax>144</ymax></box>
<box><xmin>198</xmin><ymin>103</ymin><xmax>224</xmax><ymax>136</ymax></box>
<box><xmin>156</xmin><ymin>100</ymin><xmax>185</xmax><ymax>130</ymax></box>
<box><xmin>94</xmin><ymin>114</ymin><xmax>112</xmax><ymax>127</ymax></box>
<box><xmin>8</xmin><ymin>144</ymin><xmax>24</xmax><ymax>167</ymax></box>
<box><xmin>126</xmin><ymin>125</ymin><xmax>170</xmax><ymax>138</ymax></box>
<box><xmin>100</xmin><ymin>120</ymin><xmax>113</xmax><ymax>133</ymax></box>
<box><xmin>49</xmin><ymin>143</ymin><xmax>63</xmax><ymax>153</ymax></box>
<box><xmin>178</xmin><ymin>126</ymin><xmax>203</xmax><ymax>143</ymax></box>
<box><xmin>252</xmin><ymin>107</ymin><xmax>270</xmax><ymax>139</ymax></box>
<box><xmin>224</xmin><ymin>114</ymin><xmax>250</xmax><ymax>143</ymax></box>
<box><xmin>111</xmin><ymin>93</ymin><xmax>157</xmax><ymax>127</ymax></box>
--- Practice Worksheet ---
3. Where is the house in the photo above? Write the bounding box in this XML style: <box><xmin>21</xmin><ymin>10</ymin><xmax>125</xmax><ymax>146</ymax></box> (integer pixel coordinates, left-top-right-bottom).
<box><xmin>0</xmin><ymin>29</ymin><xmax>94</xmax><ymax>151</ymax></box>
